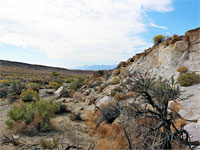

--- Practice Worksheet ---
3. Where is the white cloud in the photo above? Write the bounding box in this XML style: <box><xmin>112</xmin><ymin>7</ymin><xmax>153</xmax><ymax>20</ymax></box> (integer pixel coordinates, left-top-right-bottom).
<box><xmin>150</xmin><ymin>23</ymin><xmax>167</xmax><ymax>30</ymax></box>
<box><xmin>0</xmin><ymin>0</ymin><xmax>173</xmax><ymax>65</ymax></box>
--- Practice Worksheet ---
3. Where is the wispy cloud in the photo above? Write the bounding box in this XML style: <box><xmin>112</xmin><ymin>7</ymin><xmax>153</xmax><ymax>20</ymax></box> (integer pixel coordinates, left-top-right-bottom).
<box><xmin>150</xmin><ymin>23</ymin><xmax>168</xmax><ymax>30</ymax></box>
<box><xmin>0</xmin><ymin>0</ymin><xmax>173</xmax><ymax>64</ymax></box>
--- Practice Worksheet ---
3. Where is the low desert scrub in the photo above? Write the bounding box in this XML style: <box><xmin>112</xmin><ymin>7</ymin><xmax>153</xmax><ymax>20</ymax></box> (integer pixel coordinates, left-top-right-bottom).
<box><xmin>113</xmin><ymin>91</ymin><xmax>137</xmax><ymax>101</ymax></box>
<box><xmin>68</xmin><ymin>76</ymin><xmax>85</xmax><ymax>92</ymax></box>
<box><xmin>0</xmin><ymin>87</ymin><xmax>9</xmax><ymax>98</ymax></box>
<box><xmin>86</xmin><ymin>73</ymin><xmax>191</xmax><ymax>149</ymax></box>
<box><xmin>177</xmin><ymin>66</ymin><xmax>188</xmax><ymax>73</ymax></box>
<box><xmin>92</xmin><ymin>102</ymin><xmax>120</xmax><ymax>128</ymax></box>
<box><xmin>153</xmin><ymin>34</ymin><xmax>165</xmax><ymax>44</ymax></box>
<box><xmin>10</xmin><ymin>80</ymin><xmax>26</xmax><ymax>99</ymax></box>
<box><xmin>110</xmin><ymin>87</ymin><xmax>122</xmax><ymax>97</ymax></box>
<box><xmin>6</xmin><ymin>100</ymin><xmax>59</xmax><ymax>134</ymax></box>
<box><xmin>0</xmin><ymin>79</ymin><xmax>10</xmax><ymax>86</ymax></box>
<box><xmin>27</xmin><ymin>82</ymin><xmax>40</xmax><ymax>92</ymax></box>
<box><xmin>20</xmin><ymin>89</ymin><xmax>40</xmax><ymax>102</ymax></box>
<box><xmin>119</xmin><ymin>72</ymin><xmax>190</xmax><ymax>149</ymax></box>
<box><xmin>88</xmin><ymin>78</ymin><xmax>103</xmax><ymax>88</ymax></box>
<box><xmin>95</xmin><ymin>122</ymin><xmax>128</xmax><ymax>150</ymax></box>
<box><xmin>30</xmin><ymin>77</ymin><xmax>44</xmax><ymax>84</ymax></box>
<box><xmin>40</xmin><ymin>137</ymin><xmax>59</xmax><ymax>149</ymax></box>
<box><xmin>169</xmin><ymin>101</ymin><xmax>182</xmax><ymax>112</ymax></box>
<box><xmin>177</xmin><ymin>72</ymin><xmax>200</xmax><ymax>86</ymax></box>
<box><xmin>49</xmin><ymin>81</ymin><xmax>61</xmax><ymax>90</ymax></box>
<box><xmin>110</xmin><ymin>76</ymin><xmax>120</xmax><ymax>85</ymax></box>
<box><xmin>51</xmin><ymin>71</ymin><xmax>59</xmax><ymax>78</ymax></box>
<box><xmin>86</xmin><ymin>110</ymin><xmax>128</xmax><ymax>150</ymax></box>
<box><xmin>63</xmin><ymin>77</ymin><xmax>74</xmax><ymax>83</ymax></box>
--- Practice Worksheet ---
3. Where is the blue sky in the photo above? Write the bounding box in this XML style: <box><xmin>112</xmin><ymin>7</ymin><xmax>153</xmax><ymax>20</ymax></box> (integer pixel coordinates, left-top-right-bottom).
<box><xmin>0</xmin><ymin>0</ymin><xmax>199</xmax><ymax>69</ymax></box>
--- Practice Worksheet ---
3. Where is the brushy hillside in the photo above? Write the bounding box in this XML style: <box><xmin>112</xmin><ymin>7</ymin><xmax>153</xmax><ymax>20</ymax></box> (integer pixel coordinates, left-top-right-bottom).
<box><xmin>0</xmin><ymin>59</ymin><xmax>94</xmax><ymax>77</ymax></box>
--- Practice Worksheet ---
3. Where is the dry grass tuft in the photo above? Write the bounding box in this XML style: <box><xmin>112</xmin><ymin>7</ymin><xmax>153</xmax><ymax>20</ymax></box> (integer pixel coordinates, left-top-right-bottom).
<box><xmin>170</xmin><ymin>101</ymin><xmax>182</xmax><ymax>112</ymax></box>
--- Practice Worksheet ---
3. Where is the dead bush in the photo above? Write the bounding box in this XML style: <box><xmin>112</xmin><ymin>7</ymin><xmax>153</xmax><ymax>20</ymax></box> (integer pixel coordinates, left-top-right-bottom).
<box><xmin>86</xmin><ymin>72</ymin><xmax>191</xmax><ymax>149</ymax></box>
<box><xmin>177</xmin><ymin>66</ymin><xmax>188</xmax><ymax>73</ymax></box>
<box><xmin>119</xmin><ymin>72</ymin><xmax>191</xmax><ymax>149</ymax></box>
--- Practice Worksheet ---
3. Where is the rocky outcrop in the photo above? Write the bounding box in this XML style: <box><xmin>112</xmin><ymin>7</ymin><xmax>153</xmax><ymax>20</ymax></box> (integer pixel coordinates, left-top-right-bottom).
<box><xmin>54</xmin><ymin>86</ymin><xmax>70</xmax><ymax>99</ymax></box>
<box><xmin>184</xmin><ymin>123</ymin><xmax>200</xmax><ymax>145</ymax></box>
<box><xmin>116</xmin><ymin>27</ymin><xmax>200</xmax><ymax>79</ymax></box>
<box><xmin>108</xmin><ymin>27</ymin><xmax>200</xmax><ymax>146</ymax></box>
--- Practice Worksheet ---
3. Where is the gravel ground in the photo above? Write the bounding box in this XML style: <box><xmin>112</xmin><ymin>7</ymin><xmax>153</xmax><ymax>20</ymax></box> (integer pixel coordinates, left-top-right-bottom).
<box><xmin>0</xmin><ymin>99</ymin><xmax>95</xmax><ymax>150</ymax></box>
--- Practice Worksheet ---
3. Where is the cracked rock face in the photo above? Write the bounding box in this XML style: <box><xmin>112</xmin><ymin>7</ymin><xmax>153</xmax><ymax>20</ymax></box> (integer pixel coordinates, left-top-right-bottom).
<box><xmin>127</xmin><ymin>28</ymin><xmax>200</xmax><ymax>80</ymax></box>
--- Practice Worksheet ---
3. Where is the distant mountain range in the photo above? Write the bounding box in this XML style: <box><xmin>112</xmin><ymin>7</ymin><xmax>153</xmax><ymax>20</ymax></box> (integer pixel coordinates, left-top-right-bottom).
<box><xmin>75</xmin><ymin>65</ymin><xmax>117</xmax><ymax>70</ymax></box>
<box><xmin>0</xmin><ymin>60</ymin><xmax>93</xmax><ymax>75</ymax></box>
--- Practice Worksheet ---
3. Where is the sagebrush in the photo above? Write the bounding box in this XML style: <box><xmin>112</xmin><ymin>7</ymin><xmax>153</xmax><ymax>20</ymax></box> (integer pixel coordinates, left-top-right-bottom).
<box><xmin>6</xmin><ymin>100</ymin><xmax>59</xmax><ymax>133</ymax></box>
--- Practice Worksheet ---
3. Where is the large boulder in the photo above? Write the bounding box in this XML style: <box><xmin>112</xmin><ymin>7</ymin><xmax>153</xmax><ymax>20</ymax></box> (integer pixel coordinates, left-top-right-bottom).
<box><xmin>184</xmin><ymin>123</ymin><xmax>200</xmax><ymax>144</ymax></box>
<box><xmin>179</xmin><ymin>85</ymin><xmax>200</xmax><ymax>119</ymax></box>
<box><xmin>178</xmin><ymin>110</ymin><xmax>200</xmax><ymax>121</ymax></box>
<box><xmin>96</xmin><ymin>96</ymin><xmax>112</xmax><ymax>107</ymax></box>
<box><xmin>84</xmin><ymin>95</ymin><xmax>98</xmax><ymax>106</ymax></box>
<box><xmin>54</xmin><ymin>86</ymin><xmax>69</xmax><ymax>99</ymax></box>
<box><xmin>73</xmin><ymin>92</ymin><xmax>84</xmax><ymax>102</ymax></box>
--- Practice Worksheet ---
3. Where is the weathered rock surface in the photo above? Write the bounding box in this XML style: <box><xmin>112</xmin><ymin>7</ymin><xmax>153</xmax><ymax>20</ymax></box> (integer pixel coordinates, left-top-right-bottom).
<box><xmin>102</xmin><ymin>84</ymin><xmax>119</xmax><ymax>95</ymax></box>
<box><xmin>178</xmin><ymin>84</ymin><xmax>200</xmax><ymax>119</ymax></box>
<box><xmin>54</xmin><ymin>86</ymin><xmax>69</xmax><ymax>99</ymax></box>
<box><xmin>184</xmin><ymin>123</ymin><xmax>200</xmax><ymax>144</ymax></box>
<box><xmin>127</xmin><ymin>27</ymin><xmax>200</xmax><ymax>79</ymax></box>
<box><xmin>178</xmin><ymin>110</ymin><xmax>200</xmax><ymax>121</ymax></box>
<box><xmin>96</xmin><ymin>96</ymin><xmax>112</xmax><ymax>107</ymax></box>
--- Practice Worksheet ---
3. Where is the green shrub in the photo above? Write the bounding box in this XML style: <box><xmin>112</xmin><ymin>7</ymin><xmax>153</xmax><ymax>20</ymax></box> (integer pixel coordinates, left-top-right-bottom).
<box><xmin>153</xmin><ymin>34</ymin><xmax>165</xmax><ymax>45</ymax></box>
<box><xmin>110</xmin><ymin>87</ymin><xmax>122</xmax><ymax>97</ymax></box>
<box><xmin>95</xmin><ymin>80</ymin><xmax>103</xmax><ymax>87</ymax></box>
<box><xmin>51</xmin><ymin>71</ymin><xmax>59</xmax><ymax>78</ymax></box>
<box><xmin>20</xmin><ymin>89</ymin><xmax>40</xmax><ymax>102</ymax></box>
<box><xmin>0</xmin><ymin>80</ymin><xmax>10</xmax><ymax>86</ymax></box>
<box><xmin>5</xmin><ymin>120</ymin><xmax>14</xmax><ymax>129</ymax></box>
<box><xmin>68</xmin><ymin>76</ymin><xmax>85</xmax><ymax>91</ymax></box>
<box><xmin>40</xmin><ymin>137</ymin><xmax>59</xmax><ymax>149</ymax></box>
<box><xmin>110</xmin><ymin>77</ymin><xmax>120</xmax><ymax>85</ymax></box>
<box><xmin>0</xmin><ymin>86</ymin><xmax>10</xmax><ymax>98</ymax></box>
<box><xmin>27</xmin><ymin>83</ymin><xmax>40</xmax><ymax>92</ymax></box>
<box><xmin>49</xmin><ymin>81</ymin><xmax>61</xmax><ymax>90</ymax></box>
<box><xmin>63</xmin><ymin>77</ymin><xmax>74</xmax><ymax>83</ymax></box>
<box><xmin>177</xmin><ymin>66</ymin><xmax>188</xmax><ymax>73</ymax></box>
<box><xmin>10</xmin><ymin>80</ymin><xmax>26</xmax><ymax>99</ymax></box>
<box><xmin>30</xmin><ymin>77</ymin><xmax>43</xmax><ymax>84</ymax></box>
<box><xmin>177</xmin><ymin>72</ymin><xmax>200</xmax><ymax>87</ymax></box>
<box><xmin>6</xmin><ymin>100</ymin><xmax>59</xmax><ymax>132</ymax></box>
